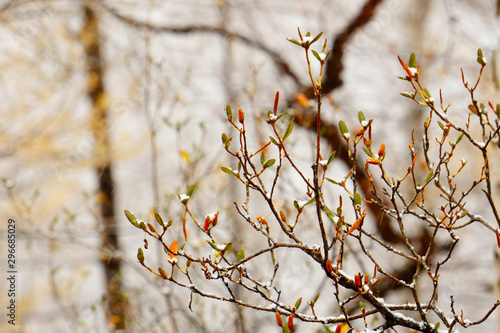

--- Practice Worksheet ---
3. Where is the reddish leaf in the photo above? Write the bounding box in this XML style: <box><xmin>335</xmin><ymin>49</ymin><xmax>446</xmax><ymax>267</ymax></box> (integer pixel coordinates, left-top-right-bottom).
<box><xmin>345</xmin><ymin>215</ymin><xmax>365</xmax><ymax>237</ymax></box>
<box><xmin>169</xmin><ymin>240</ymin><xmax>178</xmax><ymax>260</ymax></box>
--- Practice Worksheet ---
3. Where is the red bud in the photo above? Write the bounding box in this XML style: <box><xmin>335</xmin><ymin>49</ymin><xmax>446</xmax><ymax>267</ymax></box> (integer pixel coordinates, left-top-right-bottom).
<box><xmin>335</xmin><ymin>324</ymin><xmax>342</xmax><ymax>333</ymax></box>
<box><xmin>326</xmin><ymin>259</ymin><xmax>333</xmax><ymax>273</ymax></box>
<box><xmin>288</xmin><ymin>315</ymin><xmax>294</xmax><ymax>329</ymax></box>
<box><xmin>275</xmin><ymin>312</ymin><xmax>283</xmax><ymax>327</ymax></box>
<box><xmin>354</xmin><ymin>273</ymin><xmax>362</xmax><ymax>288</ymax></box>
<box><xmin>238</xmin><ymin>108</ymin><xmax>245</xmax><ymax>123</ymax></box>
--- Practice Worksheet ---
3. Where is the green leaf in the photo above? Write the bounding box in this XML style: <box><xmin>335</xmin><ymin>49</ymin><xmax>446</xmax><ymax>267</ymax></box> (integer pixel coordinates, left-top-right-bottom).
<box><xmin>353</xmin><ymin>193</ymin><xmax>361</xmax><ymax>207</ymax></box>
<box><xmin>294</xmin><ymin>200</ymin><xmax>300</xmax><ymax>210</ymax></box>
<box><xmin>294</xmin><ymin>297</ymin><xmax>302</xmax><ymax>309</ymax></box>
<box><xmin>155</xmin><ymin>212</ymin><xmax>165</xmax><ymax>228</ymax></box>
<box><xmin>310</xmin><ymin>31</ymin><xmax>323</xmax><ymax>45</ymax></box>
<box><xmin>313</xmin><ymin>292</ymin><xmax>320</xmax><ymax>304</ymax></box>
<box><xmin>237</xmin><ymin>249</ymin><xmax>245</xmax><ymax>261</ymax></box>
<box><xmin>221</xmin><ymin>133</ymin><xmax>228</xmax><ymax>145</ymax></box>
<box><xmin>477</xmin><ymin>48</ymin><xmax>486</xmax><ymax>65</ymax></box>
<box><xmin>125</xmin><ymin>210</ymin><xmax>140</xmax><ymax>228</ymax></box>
<box><xmin>435</xmin><ymin>322</ymin><xmax>441</xmax><ymax>330</ymax></box>
<box><xmin>323</xmin><ymin>205</ymin><xmax>336</xmax><ymax>224</ymax></box>
<box><xmin>311</xmin><ymin>49</ymin><xmax>321</xmax><ymax>62</ymax></box>
<box><xmin>326</xmin><ymin>178</ymin><xmax>339</xmax><ymax>185</ymax></box>
<box><xmin>327</xmin><ymin>151</ymin><xmax>336</xmax><ymax>165</ymax></box>
<box><xmin>286</xmin><ymin>37</ymin><xmax>302</xmax><ymax>47</ymax></box>
<box><xmin>362</xmin><ymin>147</ymin><xmax>373</xmax><ymax>158</ymax></box>
<box><xmin>260</xmin><ymin>152</ymin><xmax>266</xmax><ymax>166</ymax></box>
<box><xmin>166</xmin><ymin>219</ymin><xmax>173</xmax><ymax>229</ymax></box>
<box><xmin>221</xmin><ymin>166</ymin><xmax>236</xmax><ymax>176</ymax></box>
<box><xmin>358</xmin><ymin>111</ymin><xmax>366</xmax><ymax>124</ymax></box>
<box><xmin>187</xmin><ymin>185</ymin><xmax>196</xmax><ymax>197</ymax></box>
<box><xmin>359</xmin><ymin>302</ymin><xmax>365</xmax><ymax>309</ymax></box>
<box><xmin>207</xmin><ymin>240</ymin><xmax>225</xmax><ymax>252</ymax></box>
<box><xmin>438</xmin><ymin>121</ymin><xmax>444</xmax><ymax>130</ymax></box>
<box><xmin>400</xmin><ymin>92</ymin><xmax>413</xmax><ymax>99</ymax></box>
<box><xmin>424</xmin><ymin>170</ymin><xmax>434</xmax><ymax>184</ymax></box>
<box><xmin>455</xmin><ymin>133</ymin><xmax>464</xmax><ymax>145</ymax></box>
<box><xmin>226</xmin><ymin>104</ymin><xmax>232</xmax><ymax>118</ymax></box>
<box><xmin>422</xmin><ymin>88</ymin><xmax>432</xmax><ymax>98</ymax></box>
<box><xmin>339</xmin><ymin>120</ymin><xmax>349</xmax><ymax>139</ymax></box>
<box><xmin>223</xmin><ymin>242</ymin><xmax>232</xmax><ymax>253</ymax></box>
<box><xmin>270</xmin><ymin>136</ymin><xmax>279</xmax><ymax>146</ymax></box>
<box><xmin>282</xmin><ymin>324</ymin><xmax>290</xmax><ymax>333</ymax></box>
<box><xmin>283</xmin><ymin>118</ymin><xmax>294</xmax><ymax>141</ymax></box>
<box><xmin>408</xmin><ymin>52</ymin><xmax>416</xmax><ymax>68</ymax></box>
<box><xmin>264</xmin><ymin>159</ymin><xmax>276</xmax><ymax>168</ymax></box>
<box><xmin>305</xmin><ymin>196</ymin><xmax>316</xmax><ymax>207</ymax></box>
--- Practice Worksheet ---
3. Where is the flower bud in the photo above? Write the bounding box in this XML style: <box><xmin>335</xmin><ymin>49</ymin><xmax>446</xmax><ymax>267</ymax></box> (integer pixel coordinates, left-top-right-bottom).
<box><xmin>238</xmin><ymin>108</ymin><xmax>245</xmax><ymax>123</ymax></box>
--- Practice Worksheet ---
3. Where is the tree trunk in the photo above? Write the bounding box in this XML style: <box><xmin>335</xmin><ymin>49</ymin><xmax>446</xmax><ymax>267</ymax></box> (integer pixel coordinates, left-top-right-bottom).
<box><xmin>81</xmin><ymin>2</ymin><xmax>128</xmax><ymax>331</ymax></box>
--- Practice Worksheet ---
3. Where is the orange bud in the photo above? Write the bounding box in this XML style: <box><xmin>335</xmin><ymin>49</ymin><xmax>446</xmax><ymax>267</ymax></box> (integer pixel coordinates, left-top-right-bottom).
<box><xmin>279</xmin><ymin>210</ymin><xmax>287</xmax><ymax>223</ymax></box>
<box><xmin>326</xmin><ymin>259</ymin><xmax>333</xmax><ymax>273</ymax></box>
<box><xmin>158</xmin><ymin>267</ymin><xmax>168</xmax><ymax>279</ymax></box>
<box><xmin>335</xmin><ymin>324</ymin><xmax>342</xmax><ymax>333</ymax></box>
<box><xmin>288</xmin><ymin>315</ymin><xmax>294</xmax><ymax>329</ymax></box>
<box><xmin>275</xmin><ymin>312</ymin><xmax>283</xmax><ymax>327</ymax></box>
<box><xmin>355</xmin><ymin>273</ymin><xmax>362</xmax><ymax>288</ymax></box>
<box><xmin>295</xmin><ymin>92</ymin><xmax>309</xmax><ymax>107</ymax></box>
<box><xmin>364</xmin><ymin>273</ymin><xmax>369</xmax><ymax>285</ymax></box>
<box><xmin>238</xmin><ymin>108</ymin><xmax>245</xmax><ymax>123</ymax></box>
<box><xmin>378</xmin><ymin>143</ymin><xmax>385</xmax><ymax>157</ymax></box>
<box><xmin>366</xmin><ymin>158</ymin><xmax>380</xmax><ymax>165</ymax></box>
<box><xmin>169</xmin><ymin>240</ymin><xmax>178</xmax><ymax>260</ymax></box>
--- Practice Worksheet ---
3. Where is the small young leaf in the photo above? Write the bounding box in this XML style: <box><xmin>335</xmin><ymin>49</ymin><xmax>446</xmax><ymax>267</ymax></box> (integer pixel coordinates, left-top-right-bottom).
<box><xmin>477</xmin><ymin>48</ymin><xmax>486</xmax><ymax>65</ymax></box>
<box><xmin>270</xmin><ymin>136</ymin><xmax>279</xmax><ymax>146</ymax></box>
<box><xmin>283</xmin><ymin>118</ymin><xmax>294</xmax><ymax>141</ymax></box>
<box><xmin>313</xmin><ymin>292</ymin><xmax>320</xmax><ymax>304</ymax></box>
<box><xmin>310</xmin><ymin>31</ymin><xmax>324</xmax><ymax>45</ymax></box>
<box><xmin>226</xmin><ymin>104</ymin><xmax>232</xmax><ymax>118</ymax></box>
<box><xmin>353</xmin><ymin>193</ymin><xmax>361</xmax><ymax>207</ymax></box>
<box><xmin>424</xmin><ymin>170</ymin><xmax>434</xmax><ymax>184</ymax></box>
<box><xmin>359</xmin><ymin>302</ymin><xmax>365</xmax><ymax>309</ymax></box>
<box><xmin>155</xmin><ymin>212</ymin><xmax>165</xmax><ymax>228</ymax></box>
<box><xmin>327</xmin><ymin>151</ymin><xmax>336</xmax><ymax>165</ymax></box>
<box><xmin>187</xmin><ymin>184</ymin><xmax>196</xmax><ymax>197</ymax></box>
<box><xmin>137</xmin><ymin>248</ymin><xmax>145</xmax><ymax>263</ymax></box>
<box><xmin>400</xmin><ymin>92</ymin><xmax>413</xmax><ymax>99</ymax></box>
<box><xmin>408</xmin><ymin>52</ymin><xmax>416</xmax><ymax>68</ymax></box>
<box><xmin>438</xmin><ymin>121</ymin><xmax>444</xmax><ymax>130</ymax></box>
<box><xmin>263</xmin><ymin>159</ymin><xmax>276</xmax><ymax>168</ymax></box>
<box><xmin>345</xmin><ymin>215</ymin><xmax>364</xmax><ymax>237</ymax></box>
<box><xmin>326</xmin><ymin>178</ymin><xmax>339</xmax><ymax>185</ymax></box>
<box><xmin>323</xmin><ymin>204</ymin><xmax>336</xmax><ymax>224</ymax></box>
<box><xmin>339</xmin><ymin>120</ymin><xmax>349</xmax><ymax>139</ymax></box>
<box><xmin>260</xmin><ymin>152</ymin><xmax>266</xmax><ymax>166</ymax></box>
<box><xmin>455</xmin><ymin>133</ymin><xmax>464</xmax><ymax>145</ymax></box>
<box><xmin>237</xmin><ymin>249</ymin><xmax>245</xmax><ymax>261</ymax></box>
<box><xmin>221</xmin><ymin>166</ymin><xmax>236</xmax><ymax>176</ymax></box>
<box><xmin>358</xmin><ymin>111</ymin><xmax>366</xmax><ymax>124</ymax></box>
<box><xmin>221</xmin><ymin>132</ymin><xmax>228</xmax><ymax>145</ymax></box>
<box><xmin>362</xmin><ymin>147</ymin><xmax>373</xmax><ymax>158</ymax></box>
<box><xmin>125</xmin><ymin>210</ymin><xmax>140</xmax><ymax>228</ymax></box>
<box><xmin>286</xmin><ymin>37</ymin><xmax>302</xmax><ymax>47</ymax></box>
<box><xmin>282</xmin><ymin>324</ymin><xmax>290</xmax><ymax>333</ymax></box>
<box><xmin>311</xmin><ymin>49</ymin><xmax>321</xmax><ymax>62</ymax></box>
<box><xmin>294</xmin><ymin>297</ymin><xmax>302</xmax><ymax>309</ymax></box>
<box><xmin>422</xmin><ymin>88</ymin><xmax>432</xmax><ymax>98</ymax></box>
